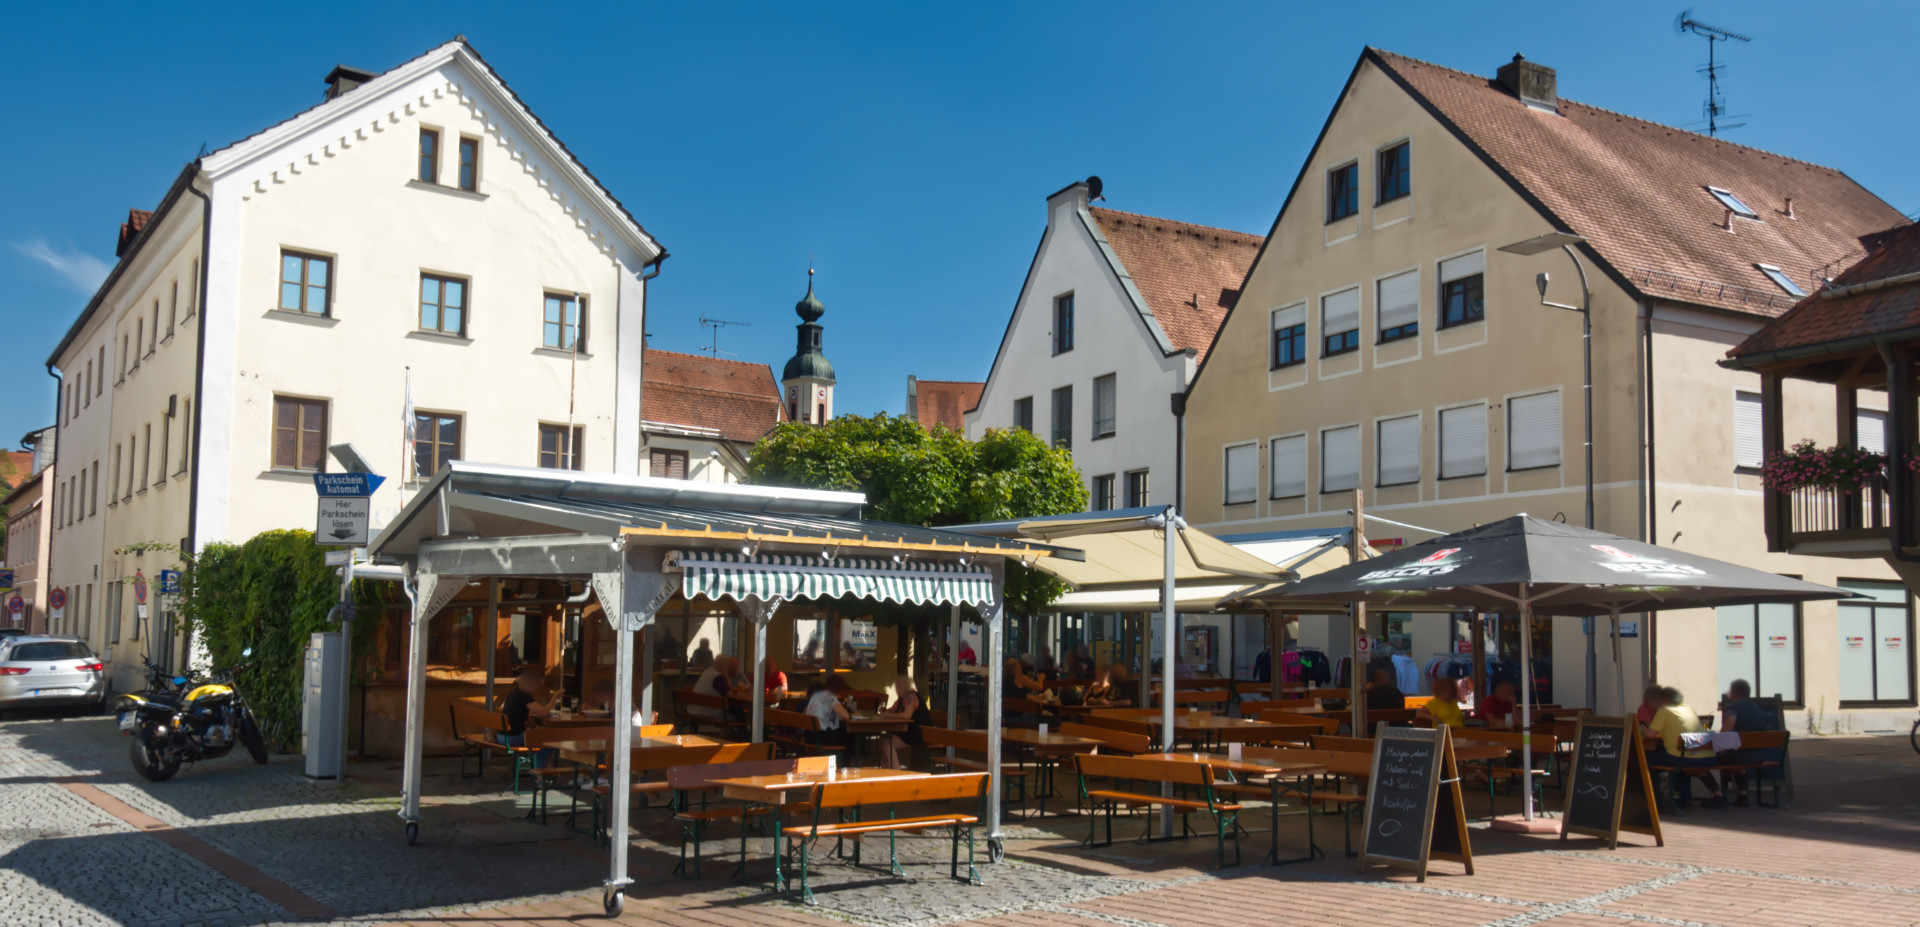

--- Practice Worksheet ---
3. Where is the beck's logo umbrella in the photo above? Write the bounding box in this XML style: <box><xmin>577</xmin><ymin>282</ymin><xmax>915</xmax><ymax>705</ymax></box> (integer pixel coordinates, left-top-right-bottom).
<box><xmin>1360</xmin><ymin>547</ymin><xmax>1465</xmax><ymax>582</ymax></box>
<box><xmin>1589</xmin><ymin>544</ymin><xmax>1707</xmax><ymax>578</ymax></box>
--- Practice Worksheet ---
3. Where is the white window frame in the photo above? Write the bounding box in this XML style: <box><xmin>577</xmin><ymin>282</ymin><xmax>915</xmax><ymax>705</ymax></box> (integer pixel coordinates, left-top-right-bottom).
<box><xmin>1708</xmin><ymin>185</ymin><xmax>1759</xmax><ymax>219</ymax></box>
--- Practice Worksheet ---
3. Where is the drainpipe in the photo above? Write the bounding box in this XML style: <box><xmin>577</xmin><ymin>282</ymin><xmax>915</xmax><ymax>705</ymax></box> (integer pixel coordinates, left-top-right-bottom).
<box><xmin>183</xmin><ymin>172</ymin><xmax>213</xmax><ymax>670</ymax></box>
<box><xmin>41</xmin><ymin>363</ymin><xmax>62</xmax><ymax>636</ymax></box>
<box><xmin>1170</xmin><ymin>392</ymin><xmax>1187</xmax><ymax>515</ymax></box>
<box><xmin>1643</xmin><ymin>303</ymin><xmax>1657</xmax><ymax>686</ymax></box>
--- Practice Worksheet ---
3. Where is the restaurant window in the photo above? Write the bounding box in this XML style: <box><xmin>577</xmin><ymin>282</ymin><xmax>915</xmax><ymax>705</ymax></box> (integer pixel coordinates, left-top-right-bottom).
<box><xmin>1836</xmin><ymin>580</ymin><xmax>1913</xmax><ymax>706</ymax></box>
<box><xmin>278</xmin><ymin>251</ymin><xmax>332</xmax><ymax>316</ymax></box>
<box><xmin>428</xmin><ymin>606</ymin><xmax>478</xmax><ymax>666</ymax></box>
<box><xmin>1439</xmin><ymin>251</ymin><xmax>1486</xmax><ymax>328</ymax></box>
<box><xmin>1051</xmin><ymin>386</ymin><xmax>1072</xmax><ymax>449</ymax></box>
<box><xmin>540</xmin><ymin>424</ymin><xmax>584</xmax><ymax>470</ymax></box>
<box><xmin>1091</xmin><ymin>474</ymin><xmax>1115</xmax><ymax>511</ymax></box>
<box><xmin>413</xmin><ymin>412</ymin><xmax>462</xmax><ymax>479</ymax></box>
<box><xmin>1716</xmin><ymin>602</ymin><xmax>1800</xmax><ymax>706</ymax></box>
<box><xmin>1124</xmin><ymin>469</ymin><xmax>1150</xmax><ymax>508</ymax></box>
<box><xmin>419</xmin><ymin>273</ymin><xmax>467</xmax><ymax>336</ymax></box>
<box><xmin>793</xmin><ymin>611</ymin><xmax>829</xmax><ymax>672</ymax></box>
<box><xmin>272</xmin><ymin>397</ymin><xmax>328</xmax><ymax>472</ymax></box>
<box><xmin>543</xmin><ymin>292</ymin><xmax>585</xmax><ymax>350</ymax></box>
<box><xmin>837</xmin><ymin>616</ymin><xmax>877</xmax><ymax>671</ymax></box>
<box><xmin>458</xmin><ymin>136</ymin><xmax>479</xmax><ymax>192</ymax></box>
<box><xmin>649</xmin><ymin>448</ymin><xmax>688</xmax><ymax>480</ymax></box>
<box><xmin>1270</xmin><ymin>304</ymin><xmax>1306</xmax><ymax>369</ymax></box>
<box><xmin>1321</xmin><ymin>287</ymin><xmax>1359</xmax><ymax>356</ymax></box>
<box><xmin>1326</xmin><ymin>161</ymin><xmax>1359</xmax><ymax>222</ymax></box>
<box><xmin>1377</xmin><ymin>142</ymin><xmax>1410</xmax><ymax>203</ymax></box>
<box><xmin>1052</xmin><ymin>293</ymin><xmax>1074</xmax><ymax>355</ymax></box>
<box><xmin>1013</xmin><ymin>397</ymin><xmax>1033</xmax><ymax>433</ymax></box>
<box><xmin>419</xmin><ymin>128</ymin><xmax>440</xmax><ymax>183</ymax></box>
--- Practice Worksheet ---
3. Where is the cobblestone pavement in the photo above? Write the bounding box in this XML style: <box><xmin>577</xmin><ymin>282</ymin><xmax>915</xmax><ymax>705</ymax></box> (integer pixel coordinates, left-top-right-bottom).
<box><xmin>4</xmin><ymin>708</ymin><xmax>1918</xmax><ymax>927</ymax></box>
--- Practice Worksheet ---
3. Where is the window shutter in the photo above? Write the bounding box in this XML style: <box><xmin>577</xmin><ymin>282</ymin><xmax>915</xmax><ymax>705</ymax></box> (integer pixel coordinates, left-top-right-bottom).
<box><xmin>1322</xmin><ymin>425</ymin><xmax>1359</xmax><ymax>493</ymax></box>
<box><xmin>273</xmin><ymin>399</ymin><xmax>296</xmax><ymax>469</ymax></box>
<box><xmin>1321</xmin><ymin>288</ymin><xmax>1359</xmax><ymax>335</ymax></box>
<box><xmin>1733</xmin><ymin>391</ymin><xmax>1764</xmax><ymax>468</ymax></box>
<box><xmin>1377</xmin><ymin>271</ymin><xmax>1419</xmax><ymax>331</ymax></box>
<box><xmin>1224</xmin><ymin>444</ymin><xmax>1256</xmax><ymax>503</ymax></box>
<box><xmin>1272</xmin><ymin>303</ymin><xmax>1305</xmax><ymax>331</ymax></box>
<box><xmin>1271</xmin><ymin>435</ymin><xmax>1306</xmax><ymax>499</ymax></box>
<box><xmin>1377</xmin><ymin>415</ymin><xmax>1420</xmax><ymax>486</ymax></box>
<box><xmin>1440</xmin><ymin>404</ymin><xmax>1488</xmax><ymax>478</ymax></box>
<box><xmin>1857</xmin><ymin>408</ymin><xmax>1886</xmax><ymax>456</ymax></box>
<box><xmin>1507</xmin><ymin>392</ymin><xmax>1561</xmax><ymax>470</ymax></box>
<box><xmin>1440</xmin><ymin>251</ymin><xmax>1486</xmax><ymax>283</ymax></box>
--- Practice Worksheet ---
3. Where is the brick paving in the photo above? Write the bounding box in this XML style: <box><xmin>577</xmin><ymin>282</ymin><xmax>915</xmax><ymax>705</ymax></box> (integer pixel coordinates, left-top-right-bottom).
<box><xmin>2</xmin><ymin>707</ymin><xmax>1917</xmax><ymax>927</ymax></box>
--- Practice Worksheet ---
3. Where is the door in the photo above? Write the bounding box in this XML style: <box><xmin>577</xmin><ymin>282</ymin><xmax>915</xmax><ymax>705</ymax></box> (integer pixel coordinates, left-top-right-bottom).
<box><xmin>1837</xmin><ymin>581</ymin><xmax>1913</xmax><ymax>705</ymax></box>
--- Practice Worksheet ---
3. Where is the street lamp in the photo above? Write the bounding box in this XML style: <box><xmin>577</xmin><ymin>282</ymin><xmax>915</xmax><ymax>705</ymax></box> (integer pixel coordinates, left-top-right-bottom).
<box><xmin>1497</xmin><ymin>231</ymin><xmax>1595</xmax><ymax>711</ymax></box>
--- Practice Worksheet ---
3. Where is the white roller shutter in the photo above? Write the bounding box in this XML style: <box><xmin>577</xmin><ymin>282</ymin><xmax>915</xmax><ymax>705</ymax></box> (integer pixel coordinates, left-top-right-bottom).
<box><xmin>1377</xmin><ymin>271</ymin><xmax>1420</xmax><ymax>332</ymax></box>
<box><xmin>1858</xmin><ymin>408</ymin><xmax>1886</xmax><ymax>455</ymax></box>
<box><xmin>1272</xmin><ymin>303</ymin><xmax>1305</xmax><ymax>331</ymax></box>
<box><xmin>1734</xmin><ymin>391</ymin><xmax>1764</xmax><ymax>469</ymax></box>
<box><xmin>1271</xmin><ymin>434</ymin><xmax>1306</xmax><ymax>499</ymax></box>
<box><xmin>1322</xmin><ymin>425</ymin><xmax>1359</xmax><ymax>493</ymax></box>
<box><xmin>1440</xmin><ymin>404</ymin><xmax>1487</xmax><ymax>478</ymax></box>
<box><xmin>1508</xmin><ymin>392</ymin><xmax>1562</xmax><ymax>470</ymax></box>
<box><xmin>1377</xmin><ymin>415</ymin><xmax>1420</xmax><ymax>486</ymax></box>
<box><xmin>1440</xmin><ymin>250</ymin><xmax>1486</xmax><ymax>282</ymax></box>
<box><xmin>1321</xmin><ymin>288</ymin><xmax>1360</xmax><ymax>336</ymax></box>
<box><xmin>1224</xmin><ymin>443</ymin><xmax>1256</xmax><ymax>504</ymax></box>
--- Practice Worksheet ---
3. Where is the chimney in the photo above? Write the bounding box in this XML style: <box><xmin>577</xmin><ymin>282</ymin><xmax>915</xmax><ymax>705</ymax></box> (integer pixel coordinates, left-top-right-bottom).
<box><xmin>323</xmin><ymin>65</ymin><xmax>377</xmax><ymax>101</ymax></box>
<box><xmin>1784</xmin><ymin>197</ymin><xmax>1796</xmax><ymax>220</ymax></box>
<box><xmin>1496</xmin><ymin>54</ymin><xmax>1558</xmax><ymax>113</ymax></box>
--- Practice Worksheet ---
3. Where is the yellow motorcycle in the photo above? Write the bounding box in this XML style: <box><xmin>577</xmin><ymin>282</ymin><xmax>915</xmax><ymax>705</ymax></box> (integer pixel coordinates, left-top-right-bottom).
<box><xmin>117</xmin><ymin>648</ymin><xmax>268</xmax><ymax>781</ymax></box>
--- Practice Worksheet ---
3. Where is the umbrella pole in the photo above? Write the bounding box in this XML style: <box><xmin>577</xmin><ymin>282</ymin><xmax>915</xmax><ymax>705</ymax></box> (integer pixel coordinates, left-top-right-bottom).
<box><xmin>1611</xmin><ymin>606</ymin><xmax>1625</xmax><ymax>716</ymax></box>
<box><xmin>1160</xmin><ymin>508</ymin><xmax>1178</xmax><ymax>839</ymax></box>
<box><xmin>1519</xmin><ymin>590</ymin><xmax>1535</xmax><ymax>821</ymax></box>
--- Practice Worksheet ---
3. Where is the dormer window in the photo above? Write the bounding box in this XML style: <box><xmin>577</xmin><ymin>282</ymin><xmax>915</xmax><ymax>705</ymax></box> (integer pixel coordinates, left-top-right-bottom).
<box><xmin>1708</xmin><ymin>186</ymin><xmax>1758</xmax><ymax>219</ymax></box>
<box><xmin>1756</xmin><ymin>263</ymin><xmax>1807</xmax><ymax>297</ymax></box>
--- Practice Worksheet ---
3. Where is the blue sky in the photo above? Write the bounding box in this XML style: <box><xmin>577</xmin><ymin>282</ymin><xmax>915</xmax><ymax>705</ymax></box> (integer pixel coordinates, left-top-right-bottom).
<box><xmin>4</xmin><ymin>2</ymin><xmax>1916</xmax><ymax>448</ymax></box>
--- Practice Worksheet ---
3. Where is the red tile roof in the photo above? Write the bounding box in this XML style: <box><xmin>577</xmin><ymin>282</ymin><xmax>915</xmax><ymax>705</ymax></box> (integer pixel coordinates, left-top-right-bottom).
<box><xmin>1371</xmin><ymin>49</ymin><xmax>1904</xmax><ymax>317</ymax></box>
<box><xmin>116</xmin><ymin>209</ymin><xmax>153</xmax><ymax>258</ymax></box>
<box><xmin>910</xmin><ymin>379</ymin><xmax>984</xmax><ymax>431</ymax></box>
<box><xmin>642</xmin><ymin>348</ymin><xmax>783</xmax><ymax>445</ymax></box>
<box><xmin>1</xmin><ymin>452</ymin><xmax>33</xmax><ymax>491</ymax></box>
<box><xmin>1727</xmin><ymin>222</ymin><xmax>1920</xmax><ymax>360</ymax></box>
<box><xmin>1089</xmin><ymin>207</ymin><xmax>1262</xmax><ymax>360</ymax></box>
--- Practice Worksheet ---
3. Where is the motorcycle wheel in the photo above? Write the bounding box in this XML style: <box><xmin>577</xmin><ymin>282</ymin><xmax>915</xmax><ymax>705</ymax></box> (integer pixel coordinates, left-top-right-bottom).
<box><xmin>130</xmin><ymin>733</ymin><xmax>182</xmax><ymax>782</ymax></box>
<box><xmin>240</xmin><ymin>714</ymin><xmax>269</xmax><ymax>765</ymax></box>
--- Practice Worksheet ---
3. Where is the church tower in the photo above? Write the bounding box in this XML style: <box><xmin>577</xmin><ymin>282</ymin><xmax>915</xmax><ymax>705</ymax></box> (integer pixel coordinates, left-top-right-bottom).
<box><xmin>782</xmin><ymin>268</ymin><xmax>836</xmax><ymax>425</ymax></box>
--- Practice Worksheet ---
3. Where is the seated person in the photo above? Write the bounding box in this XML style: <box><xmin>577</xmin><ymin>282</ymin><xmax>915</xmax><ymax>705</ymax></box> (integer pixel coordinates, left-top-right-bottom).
<box><xmin>1416</xmin><ymin>677</ymin><xmax>1466</xmax><ymax>728</ymax></box>
<box><xmin>1364</xmin><ymin>665</ymin><xmax>1405</xmax><ymax>711</ymax></box>
<box><xmin>1084</xmin><ymin>664</ymin><xmax>1130</xmax><ymax>707</ymax></box>
<box><xmin>806</xmin><ymin>676</ymin><xmax>854</xmax><ymax>753</ymax></box>
<box><xmin>502</xmin><ymin>667</ymin><xmax>560</xmax><ymax>765</ymax></box>
<box><xmin>1006</xmin><ymin>658</ymin><xmax>1046</xmax><ymax>694</ymax></box>
<box><xmin>1635</xmin><ymin>684</ymin><xmax>1665</xmax><ymax>736</ymax></box>
<box><xmin>1716</xmin><ymin>678</ymin><xmax>1775</xmax><ymax>807</ymax></box>
<box><xmin>1649</xmin><ymin>687</ymin><xmax>1726</xmax><ymax>808</ymax></box>
<box><xmin>759</xmin><ymin>657</ymin><xmax>789</xmax><ymax>699</ymax></box>
<box><xmin>1477</xmin><ymin>679</ymin><xmax>1519</xmax><ymax>728</ymax></box>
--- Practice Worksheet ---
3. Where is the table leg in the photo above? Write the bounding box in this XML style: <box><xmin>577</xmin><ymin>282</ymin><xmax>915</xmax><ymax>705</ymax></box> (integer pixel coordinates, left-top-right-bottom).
<box><xmin>770</xmin><ymin>804</ymin><xmax>788</xmax><ymax>896</ymax></box>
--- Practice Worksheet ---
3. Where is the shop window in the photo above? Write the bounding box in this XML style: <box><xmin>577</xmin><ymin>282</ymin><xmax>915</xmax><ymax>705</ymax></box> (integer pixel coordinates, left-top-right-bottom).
<box><xmin>793</xmin><ymin>612</ymin><xmax>829</xmax><ymax>672</ymax></box>
<box><xmin>1837</xmin><ymin>580</ymin><xmax>1912</xmax><ymax>706</ymax></box>
<box><xmin>428</xmin><ymin>606</ymin><xmax>478</xmax><ymax>666</ymax></box>
<box><xmin>838</xmin><ymin>616</ymin><xmax>877</xmax><ymax>671</ymax></box>
<box><xmin>1716</xmin><ymin>602</ymin><xmax>1801</xmax><ymax>706</ymax></box>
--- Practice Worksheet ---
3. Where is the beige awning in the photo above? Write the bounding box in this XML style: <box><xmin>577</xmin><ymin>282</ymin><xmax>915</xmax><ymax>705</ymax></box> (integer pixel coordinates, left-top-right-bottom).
<box><xmin>1013</xmin><ymin>514</ymin><xmax>1294</xmax><ymax>591</ymax></box>
<box><xmin>1046</xmin><ymin>528</ymin><xmax>1359</xmax><ymax>612</ymax></box>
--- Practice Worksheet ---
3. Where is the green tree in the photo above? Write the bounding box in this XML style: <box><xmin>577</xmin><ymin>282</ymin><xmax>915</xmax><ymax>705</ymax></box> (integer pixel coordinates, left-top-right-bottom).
<box><xmin>747</xmin><ymin>413</ymin><xmax>1086</xmax><ymax>620</ymax></box>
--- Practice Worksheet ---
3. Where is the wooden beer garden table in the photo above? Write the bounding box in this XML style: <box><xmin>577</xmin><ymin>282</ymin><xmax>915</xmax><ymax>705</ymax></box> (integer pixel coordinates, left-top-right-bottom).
<box><xmin>1145</xmin><ymin>715</ymin><xmax>1294</xmax><ymax>750</ymax></box>
<box><xmin>971</xmin><ymin>728</ymin><xmax>1103</xmax><ymax>816</ymax></box>
<box><xmin>550</xmin><ymin>734</ymin><xmax>724</xmax><ymax>767</ymax></box>
<box><xmin>1135</xmin><ymin>751</ymin><xmax>1330</xmax><ymax>865</ymax></box>
<box><xmin>713</xmin><ymin>767</ymin><xmax>930</xmax><ymax>895</ymax></box>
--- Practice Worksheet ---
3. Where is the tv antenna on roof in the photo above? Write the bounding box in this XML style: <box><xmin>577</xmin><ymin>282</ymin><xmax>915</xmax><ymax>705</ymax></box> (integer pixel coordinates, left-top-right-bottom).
<box><xmin>1674</xmin><ymin>9</ymin><xmax>1752</xmax><ymax>137</ymax></box>
<box><xmin>698</xmin><ymin>314</ymin><xmax>749</xmax><ymax>357</ymax></box>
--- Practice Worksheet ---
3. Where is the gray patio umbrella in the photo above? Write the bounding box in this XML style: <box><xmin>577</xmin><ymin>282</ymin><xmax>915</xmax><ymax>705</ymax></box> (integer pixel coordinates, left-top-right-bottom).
<box><xmin>1249</xmin><ymin>515</ymin><xmax>1850</xmax><ymax>821</ymax></box>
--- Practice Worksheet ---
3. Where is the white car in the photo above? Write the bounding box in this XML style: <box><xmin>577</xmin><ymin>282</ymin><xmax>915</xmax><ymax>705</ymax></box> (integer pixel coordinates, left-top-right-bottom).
<box><xmin>0</xmin><ymin>636</ymin><xmax>107</xmax><ymax>711</ymax></box>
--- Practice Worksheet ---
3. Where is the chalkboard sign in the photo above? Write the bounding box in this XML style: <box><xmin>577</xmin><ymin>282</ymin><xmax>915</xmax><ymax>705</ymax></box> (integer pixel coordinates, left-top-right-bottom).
<box><xmin>1560</xmin><ymin>716</ymin><xmax>1663</xmax><ymax>849</ymax></box>
<box><xmin>1359</xmin><ymin>725</ymin><xmax>1474</xmax><ymax>881</ymax></box>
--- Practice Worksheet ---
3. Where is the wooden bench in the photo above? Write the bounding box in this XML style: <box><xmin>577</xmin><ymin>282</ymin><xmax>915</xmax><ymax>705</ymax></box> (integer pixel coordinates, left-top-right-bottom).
<box><xmin>1168</xmin><ymin>689</ymin><xmax>1232</xmax><ymax>707</ymax></box>
<box><xmin>1217</xmin><ymin>723</ymin><xmax>1316</xmax><ymax>746</ymax></box>
<box><xmin>1060</xmin><ymin>722</ymin><xmax>1151</xmax><ymax>756</ymax></box>
<box><xmin>523</xmin><ymin>725</ymin><xmax>611</xmax><ymax>822</ymax></box>
<box><xmin>1234</xmin><ymin>745</ymin><xmax>1370</xmax><ymax>856</ymax></box>
<box><xmin>922</xmin><ymin>727</ymin><xmax>1028</xmax><ymax>819</ymax></box>
<box><xmin>668</xmin><ymin>755</ymin><xmax>831</xmax><ymax>879</ymax></box>
<box><xmin>1644</xmin><ymin>730</ymin><xmax>1792</xmax><ymax>808</ymax></box>
<box><xmin>1239</xmin><ymin>698</ymin><xmax>1319</xmax><ymax>715</ymax></box>
<box><xmin>1449</xmin><ymin>729</ymin><xmax>1557</xmax><ymax>817</ymax></box>
<box><xmin>1072</xmin><ymin>753</ymin><xmax>1242</xmax><ymax>868</ymax></box>
<box><xmin>1255</xmin><ymin>710</ymin><xmax>1341</xmax><ymax>735</ymax></box>
<box><xmin>765</xmin><ymin>707</ymin><xmax>847</xmax><ymax>759</ymax></box>
<box><xmin>448</xmin><ymin>703</ymin><xmax>533</xmax><ymax>782</ymax></box>
<box><xmin>1365</xmin><ymin>708</ymin><xmax>1418</xmax><ymax>726</ymax></box>
<box><xmin>783</xmin><ymin>772</ymin><xmax>989</xmax><ymax>905</ymax></box>
<box><xmin>1081</xmin><ymin>714</ymin><xmax>1154</xmax><ymax>738</ymax></box>
<box><xmin>673</xmin><ymin>688</ymin><xmax>742</xmax><ymax>737</ymax></box>
<box><xmin>588</xmin><ymin>741</ymin><xmax>770</xmax><ymax>843</ymax></box>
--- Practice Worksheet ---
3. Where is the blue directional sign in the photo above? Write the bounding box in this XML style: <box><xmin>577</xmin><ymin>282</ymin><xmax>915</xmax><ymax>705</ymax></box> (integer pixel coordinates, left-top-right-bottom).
<box><xmin>159</xmin><ymin>570</ymin><xmax>181</xmax><ymax>596</ymax></box>
<box><xmin>312</xmin><ymin>473</ymin><xmax>385</xmax><ymax>497</ymax></box>
<box><xmin>0</xmin><ymin>570</ymin><xmax>12</xmax><ymax>592</ymax></box>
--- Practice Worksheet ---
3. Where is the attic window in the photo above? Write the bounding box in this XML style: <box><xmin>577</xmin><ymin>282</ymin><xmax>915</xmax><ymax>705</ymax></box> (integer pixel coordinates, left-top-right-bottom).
<box><xmin>1756</xmin><ymin>263</ymin><xmax>1807</xmax><ymax>297</ymax></box>
<box><xmin>1708</xmin><ymin>186</ymin><xmax>1759</xmax><ymax>219</ymax></box>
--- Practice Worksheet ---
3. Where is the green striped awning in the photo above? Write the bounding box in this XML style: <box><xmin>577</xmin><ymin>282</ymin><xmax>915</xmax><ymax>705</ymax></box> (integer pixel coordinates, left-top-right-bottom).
<box><xmin>670</xmin><ymin>550</ymin><xmax>994</xmax><ymax>606</ymax></box>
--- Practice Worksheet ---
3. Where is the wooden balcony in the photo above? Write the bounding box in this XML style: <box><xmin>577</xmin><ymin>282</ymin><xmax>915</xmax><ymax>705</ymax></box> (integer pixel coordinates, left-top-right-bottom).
<box><xmin>1772</xmin><ymin>472</ymin><xmax>1899</xmax><ymax>557</ymax></box>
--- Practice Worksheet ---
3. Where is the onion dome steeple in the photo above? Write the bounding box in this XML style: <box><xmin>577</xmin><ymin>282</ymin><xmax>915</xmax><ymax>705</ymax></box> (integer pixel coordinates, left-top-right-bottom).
<box><xmin>782</xmin><ymin>266</ymin><xmax>836</xmax><ymax>424</ymax></box>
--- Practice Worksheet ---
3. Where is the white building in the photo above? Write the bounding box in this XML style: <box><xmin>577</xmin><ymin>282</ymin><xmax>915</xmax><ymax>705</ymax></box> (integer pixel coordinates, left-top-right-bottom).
<box><xmin>42</xmin><ymin>40</ymin><xmax>665</xmax><ymax>685</ymax></box>
<box><xmin>964</xmin><ymin>178</ymin><xmax>1262</xmax><ymax>510</ymax></box>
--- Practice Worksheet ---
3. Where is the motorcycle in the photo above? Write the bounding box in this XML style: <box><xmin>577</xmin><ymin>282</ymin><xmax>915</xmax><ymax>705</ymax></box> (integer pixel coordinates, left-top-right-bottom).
<box><xmin>116</xmin><ymin>647</ymin><xmax>269</xmax><ymax>781</ymax></box>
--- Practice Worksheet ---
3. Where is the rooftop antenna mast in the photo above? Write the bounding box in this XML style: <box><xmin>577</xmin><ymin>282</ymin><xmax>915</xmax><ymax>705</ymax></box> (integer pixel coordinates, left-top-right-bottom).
<box><xmin>698</xmin><ymin>314</ymin><xmax>749</xmax><ymax>357</ymax></box>
<box><xmin>1675</xmin><ymin>9</ymin><xmax>1752</xmax><ymax>136</ymax></box>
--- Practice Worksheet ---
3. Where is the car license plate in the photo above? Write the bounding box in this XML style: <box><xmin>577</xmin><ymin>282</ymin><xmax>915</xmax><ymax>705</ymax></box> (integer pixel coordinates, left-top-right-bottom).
<box><xmin>32</xmin><ymin>688</ymin><xmax>77</xmax><ymax>697</ymax></box>
<box><xmin>118</xmin><ymin>712</ymin><xmax>137</xmax><ymax>731</ymax></box>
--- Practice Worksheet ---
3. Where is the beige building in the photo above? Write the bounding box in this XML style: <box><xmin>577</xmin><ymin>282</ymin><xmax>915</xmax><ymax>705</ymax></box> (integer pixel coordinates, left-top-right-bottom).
<box><xmin>43</xmin><ymin>40</ymin><xmax>665</xmax><ymax>690</ymax></box>
<box><xmin>3</xmin><ymin>465</ymin><xmax>49</xmax><ymax>633</ymax></box>
<box><xmin>1181</xmin><ymin>48</ymin><xmax>1911</xmax><ymax>730</ymax></box>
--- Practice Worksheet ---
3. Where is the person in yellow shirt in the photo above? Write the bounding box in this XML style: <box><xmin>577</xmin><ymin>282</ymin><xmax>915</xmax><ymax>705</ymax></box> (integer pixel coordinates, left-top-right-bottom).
<box><xmin>1418</xmin><ymin>678</ymin><xmax>1467</xmax><ymax>728</ymax></box>
<box><xmin>1648</xmin><ymin>687</ymin><xmax>1726</xmax><ymax>808</ymax></box>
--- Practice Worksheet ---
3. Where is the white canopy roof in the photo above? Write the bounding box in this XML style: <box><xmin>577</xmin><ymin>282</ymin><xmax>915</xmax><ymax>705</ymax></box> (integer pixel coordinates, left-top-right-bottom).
<box><xmin>1045</xmin><ymin>528</ymin><xmax>1356</xmax><ymax>612</ymax></box>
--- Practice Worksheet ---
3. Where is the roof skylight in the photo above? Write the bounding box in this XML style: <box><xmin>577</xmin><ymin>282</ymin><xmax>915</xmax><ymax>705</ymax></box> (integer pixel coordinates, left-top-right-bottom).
<box><xmin>1708</xmin><ymin>186</ymin><xmax>1759</xmax><ymax>219</ymax></box>
<box><xmin>1756</xmin><ymin>263</ymin><xmax>1807</xmax><ymax>297</ymax></box>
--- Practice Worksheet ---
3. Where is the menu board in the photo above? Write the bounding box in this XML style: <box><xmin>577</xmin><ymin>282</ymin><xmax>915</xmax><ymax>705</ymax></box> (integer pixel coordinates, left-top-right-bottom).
<box><xmin>1359</xmin><ymin>725</ymin><xmax>1474</xmax><ymax>881</ymax></box>
<box><xmin>1560</xmin><ymin>716</ymin><xmax>1664</xmax><ymax>849</ymax></box>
